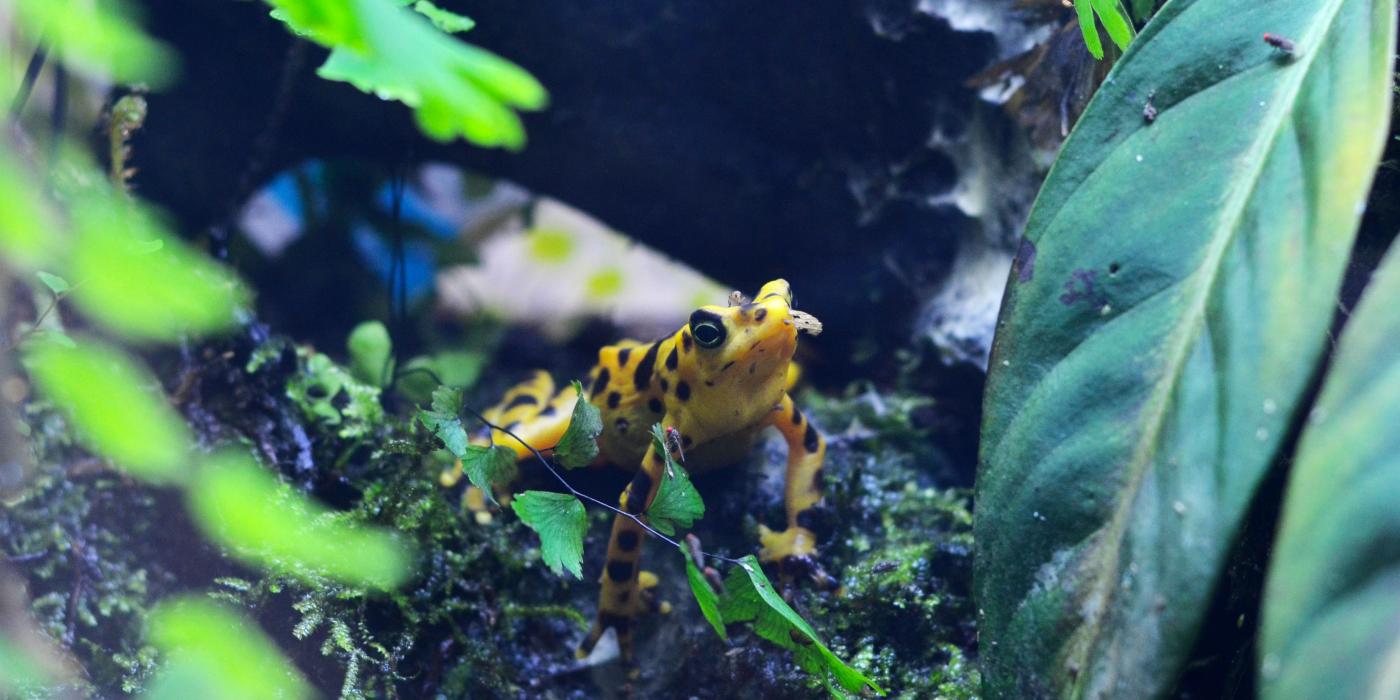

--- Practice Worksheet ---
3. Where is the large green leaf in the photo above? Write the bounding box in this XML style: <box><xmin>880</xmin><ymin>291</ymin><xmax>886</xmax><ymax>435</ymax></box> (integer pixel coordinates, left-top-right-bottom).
<box><xmin>1259</xmin><ymin>243</ymin><xmax>1400</xmax><ymax>699</ymax></box>
<box><xmin>975</xmin><ymin>0</ymin><xmax>1395</xmax><ymax>696</ymax></box>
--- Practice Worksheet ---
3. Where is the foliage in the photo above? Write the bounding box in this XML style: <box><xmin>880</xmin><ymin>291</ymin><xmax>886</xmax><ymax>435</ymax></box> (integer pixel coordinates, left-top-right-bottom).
<box><xmin>510</xmin><ymin>491</ymin><xmax>587</xmax><ymax>579</ymax></box>
<box><xmin>287</xmin><ymin>350</ymin><xmax>385</xmax><ymax>439</ymax></box>
<box><xmin>721</xmin><ymin>556</ymin><xmax>882</xmax><ymax>697</ymax></box>
<box><xmin>417</xmin><ymin>385</ymin><xmax>469</xmax><ymax>455</ymax></box>
<box><xmin>25</xmin><ymin>339</ymin><xmax>191</xmax><ymax>484</ymax></box>
<box><xmin>683</xmin><ymin>550</ymin><xmax>726</xmax><ymax>641</ymax></box>
<box><xmin>9</xmin><ymin>0</ymin><xmax>177</xmax><ymax>86</ymax></box>
<box><xmin>643</xmin><ymin>424</ymin><xmax>704</xmax><ymax>537</ymax></box>
<box><xmin>1073</xmin><ymin>0</ymin><xmax>1134</xmax><ymax>60</ymax></box>
<box><xmin>552</xmin><ymin>380</ymin><xmax>601</xmax><ymax>468</ymax></box>
<box><xmin>1258</xmin><ymin>244</ymin><xmax>1400</xmax><ymax>698</ymax></box>
<box><xmin>977</xmin><ymin>0</ymin><xmax>1396</xmax><ymax>697</ymax></box>
<box><xmin>269</xmin><ymin>0</ymin><xmax>547</xmax><ymax>148</ymax></box>
<box><xmin>346</xmin><ymin>320</ymin><xmax>393</xmax><ymax>387</ymax></box>
<box><xmin>187</xmin><ymin>452</ymin><xmax>411</xmax><ymax>590</ymax></box>
<box><xmin>457</xmin><ymin>445</ymin><xmax>518</xmax><ymax>504</ymax></box>
<box><xmin>143</xmin><ymin>598</ymin><xmax>312</xmax><ymax>700</ymax></box>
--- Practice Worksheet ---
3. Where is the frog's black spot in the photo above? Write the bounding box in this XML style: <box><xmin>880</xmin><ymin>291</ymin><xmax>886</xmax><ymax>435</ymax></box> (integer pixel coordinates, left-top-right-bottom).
<box><xmin>599</xmin><ymin>612</ymin><xmax>631</xmax><ymax>634</ymax></box>
<box><xmin>634</xmin><ymin>342</ymin><xmax>661</xmax><ymax>390</ymax></box>
<box><xmin>591</xmin><ymin>367</ymin><xmax>611</xmax><ymax>396</ymax></box>
<box><xmin>720</xmin><ymin>361</ymin><xmax>735</xmax><ymax>372</ymax></box>
<box><xmin>648</xmin><ymin>398</ymin><xmax>663</xmax><ymax>414</ymax></box>
<box><xmin>615</xmin><ymin>418</ymin><xmax>630</xmax><ymax>433</ymax></box>
<box><xmin>675</xmin><ymin>381</ymin><xmax>691</xmax><ymax>401</ymax></box>
<box><xmin>803</xmin><ymin>423</ymin><xmax>820</xmax><ymax>453</ymax></box>
<box><xmin>625</xmin><ymin>472</ymin><xmax>653</xmax><ymax>513</ymax></box>
<box><xmin>791</xmin><ymin>406</ymin><xmax>804</xmax><ymax>426</ymax></box>
<box><xmin>540</xmin><ymin>405</ymin><xmax>557</xmax><ymax>417</ymax></box>
<box><xmin>682</xmin><ymin>331</ymin><xmax>693</xmax><ymax>352</ymax></box>
<box><xmin>504</xmin><ymin>421</ymin><xmax>522</xmax><ymax>433</ymax></box>
<box><xmin>616</xmin><ymin>530</ymin><xmax>640</xmax><ymax>552</ymax></box>
<box><xmin>607</xmin><ymin>559</ymin><xmax>635</xmax><ymax>582</ymax></box>
<box><xmin>759</xmin><ymin>292</ymin><xmax>782</xmax><ymax>300</ymax></box>
<box><xmin>331</xmin><ymin>387</ymin><xmax>351</xmax><ymax>411</ymax></box>
<box><xmin>754</xmin><ymin>307</ymin><xmax>767</xmax><ymax>322</ymax></box>
<box><xmin>659</xmin><ymin>378</ymin><xmax>669</xmax><ymax>392</ymax></box>
<box><xmin>607</xmin><ymin>392</ymin><xmax>622</xmax><ymax>409</ymax></box>
<box><xmin>617</xmin><ymin>347</ymin><xmax>632</xmax><ymax>366</ymax></box>
<box><xmin>665</xmin><ymin>346</ymin><xmax>679</xmax><ymax>371</ymax></box>
<box><xmin>810</xmin><ymin>467</ymin><xmax>825</xmax><ymax>494</ymax></box>
<box><xmin>505</xmin><ymin>394</ymin><xmax>538</xmax><ymax>409</ymax></box>
<box><xmin>749</xmin><ymin>362</ymin><xmax>757</xmax><ymax>374</ymax></box>
<box><xmin>796</xmin><ymin>504</ymin><xmax>834</xmax><ymax>541</ymax></box>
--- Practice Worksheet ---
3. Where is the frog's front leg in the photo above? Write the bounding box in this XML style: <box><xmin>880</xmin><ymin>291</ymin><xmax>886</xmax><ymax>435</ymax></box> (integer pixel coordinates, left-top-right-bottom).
<box><xmin>577</xmin><ymin>444</ymin><xmax>667</xmax><ymax>662</ymax></box>
<box><xmin>758</xmin><ymin>393</ymin><xmax>827</xmax><ymax>575</ymax></box>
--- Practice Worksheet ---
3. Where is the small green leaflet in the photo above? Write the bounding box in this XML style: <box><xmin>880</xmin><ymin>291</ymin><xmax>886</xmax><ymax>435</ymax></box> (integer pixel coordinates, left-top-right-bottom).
<box><xmin>458</xmin><ymin>445</ymin><xmax>517</xmax><ymax>504</ymax></box>
<box><xmin>553</xmin><ymin>380</ymin><xmax>602</xmax><ymax>468</ymax></box>
<box><xmin>683</xmin><ymin>547</ymin><xmax>726</xmax><ymax>641</ymax></box>
<box><xmin>511</xmin><ymin>491</ymin><xmax>587</xmax><ymax>579</ymax></box>
<box><xmin>35</xmin><ymin>271</ymin><xmax>70</xmax><ymax>295</ymax></box>
<box><xmin>346</xmin><ymin>320</ymin><xmax>393</xmax><ymax>387</ymax></box>
<box><xmin>644</xmin><ymin>424</ymin><xmax>703</xmax><ymax>536</ymax></box>
<box><xmin>417</xmin><ymin>385</ymin><xmax>468</xmax><ymax>456</ymax></box>
<box><xmin>412</xmin><ymin>0</ymin><xmax>474</xmax><ymax>33</ymax></box>
<box><xmin>720</xmin><ymin>555</ymin><xmax>883</xmax><ymax>697</ymax></box>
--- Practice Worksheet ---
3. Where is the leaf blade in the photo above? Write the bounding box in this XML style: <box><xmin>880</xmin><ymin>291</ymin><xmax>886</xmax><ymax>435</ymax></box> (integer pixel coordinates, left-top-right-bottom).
<box><xmin>554</xmin><ymin>380</ymin><xmax>602</xmax><ymax>468</ymax></box>
<box><xmin>975</xmin><ymin>0</ymin><xmax>1396</xmax><ymax>695</ymax></box>
<box><xmin>644</xmin><ymin>424</ymin><xmax>703</xmax><ymax>536</ymax></box>
<box><xmin>1259</xmin><ymin>243</ymin><xmax>1400</xmax><ymax>699</ymax></box>
<box><xmin>511</xmin><ymin>491</ymin><xmax>586</xmax><ymax>579</ymax></box>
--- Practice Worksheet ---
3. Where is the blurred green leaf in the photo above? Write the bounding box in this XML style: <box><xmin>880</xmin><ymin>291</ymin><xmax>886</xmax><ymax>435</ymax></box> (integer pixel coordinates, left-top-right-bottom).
<box><xmin>35</xmin><ymin>271</ymin><xmax>70</xmax><ymax>296</ymax></box>
<box><xmin>645</xmin><ymin>424</ymin><xmax>703</xmax><ymax>537</ymax></box>
<box><xmin>553</xmin><ymin>381</ymin><xmax>601</xmax><ymax>468</ymax></box>
<box><xmin>683</xmin><ymin>548</ymin><xmax>726</xmax><ymax>641</ymax></box>
<box><xmin>26</xmin><ymin>338</ymin><xmax>189</xmax><ymax>483</ymax></box>
<box><xmin>457</xmin><ymin>445</ymin><xmax>517</xmax><ymax>504</ymax></box>
<box><xmin>1259</xmin><ymin>244</ymin><xmax>1400</xmax><ymax>699</ymax></box>
<box><xmin>68</xmin><ymin>192</ymin><xmax>247</xmax><ymax>342</ymax></box>
<box><xmin>720</xmin><ymin>555</ymin><xmax>882</xmax><ymax>696</ymax></box>
<box><xmin>265</xmin><ymin>0</ymin><xmax>365</xmax><ymax>50</ymax></box>
<box><xmin>412</xmin><ymin>1</ymin><xmax>475</xmax><ymax>33</ymax></box>
<box><xmin>510</xmin><ymin>491</ymin><xmax>586</xmax><ymax>579</ymax></box>
<box><xmin>1130</xmin><ymin>0</ymin><xmax>1157</xmax><ymax>21</ymax></box>
<box><xmin>0</xmin><ymin>637</ymin><xmax>52</xmax><ymax>697</ymax></box>
<box><xmin>0</xmin><ymin>150</ymin><xmax>63</xmax><ymax>269</ymax></box>
<box><xmin>395</xmin><ymin>350</ymin><xmax>484</xmax><ymax>404</ymax></box>
<box><xmin>12</xmin><ymin>0</ymin><xmax>177</xmax><ymax>87</ymax></box>
<box><xmin>188</xmin><ymin>452</ymin><xmax>411</xmax><ymax>590</ymax></box>
<box><xmin>315</xmin><ymin>0</ymin><xmax>547</xmax><ymax>148</ymax></box>
<box><xmin>347</xmin><ymin>320</ymin><xmax>393</xmax><ymax>386</ymax></box>
<box><xmin>144</xmin><ymin>598</ymin><xmax>312</xmax><ymax>700</ymax></box>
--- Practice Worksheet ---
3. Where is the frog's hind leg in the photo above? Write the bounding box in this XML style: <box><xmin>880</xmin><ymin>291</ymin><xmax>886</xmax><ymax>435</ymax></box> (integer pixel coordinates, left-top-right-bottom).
<box><xmin>577</xmin><ymin>446</ymin><xmax>668</xmax><ymax>662</ymax></box>
<box><xmin>757</xmin><ymin>393</ymin><xmax>828</xmax><ymax>579</ymax></box>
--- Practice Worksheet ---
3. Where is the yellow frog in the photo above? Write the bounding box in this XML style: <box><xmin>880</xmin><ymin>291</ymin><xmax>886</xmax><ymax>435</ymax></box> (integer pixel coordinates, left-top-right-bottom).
<box><xmin>440</xmin><ymin>279</ymin><xmax>827</xmax><ymax>660</ymax></box>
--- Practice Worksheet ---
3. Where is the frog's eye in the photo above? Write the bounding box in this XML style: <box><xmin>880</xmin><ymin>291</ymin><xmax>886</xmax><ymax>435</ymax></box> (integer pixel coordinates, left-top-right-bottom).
<box><xmin>688</xmin><ymin>310</ymin><xmax>727</xmax><ymax>349</ymax></box>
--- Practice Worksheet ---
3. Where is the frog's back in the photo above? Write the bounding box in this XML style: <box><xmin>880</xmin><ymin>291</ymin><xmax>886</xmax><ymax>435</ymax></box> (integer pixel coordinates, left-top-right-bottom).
<box><xmin>585</xmin><ymin>338</ymin><xmax>664</xmax><ymax>467</ymax></box>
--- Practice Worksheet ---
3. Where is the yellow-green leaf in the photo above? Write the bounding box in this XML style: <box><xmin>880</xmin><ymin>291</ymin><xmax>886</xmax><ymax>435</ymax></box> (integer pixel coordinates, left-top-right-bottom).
<box><xmin>26</xmin><ymin>339</ymin><xmax>189</xmax><ymax>483</ymax></box>
<box><xmin>188</xmin><ymin>452</ymin><xmax>411</xmax><ymax>590</ymax></box>
<box><xmin>143</xmin><ymin>598</ymin><xmax>311</xmax><ymax>700</ymax></box>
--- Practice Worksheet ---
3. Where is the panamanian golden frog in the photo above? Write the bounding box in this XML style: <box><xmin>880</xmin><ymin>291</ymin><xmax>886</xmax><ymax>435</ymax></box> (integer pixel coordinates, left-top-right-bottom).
<box><xmin>440</xmin><ymin>279</ymin><xmax>826</xmax><ymax>660</ymax></box>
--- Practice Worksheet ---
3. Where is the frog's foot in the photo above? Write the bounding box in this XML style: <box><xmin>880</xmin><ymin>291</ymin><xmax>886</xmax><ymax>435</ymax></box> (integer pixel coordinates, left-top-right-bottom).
<box><xmin>758</xmin><ymin>525</ymin><xmax>837</xmax><ymax>589</ymax></box>
<box><xmin>575</xmin><ymin>570</ymin><xmax>667</xmax><ymax>662</ymax></box>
